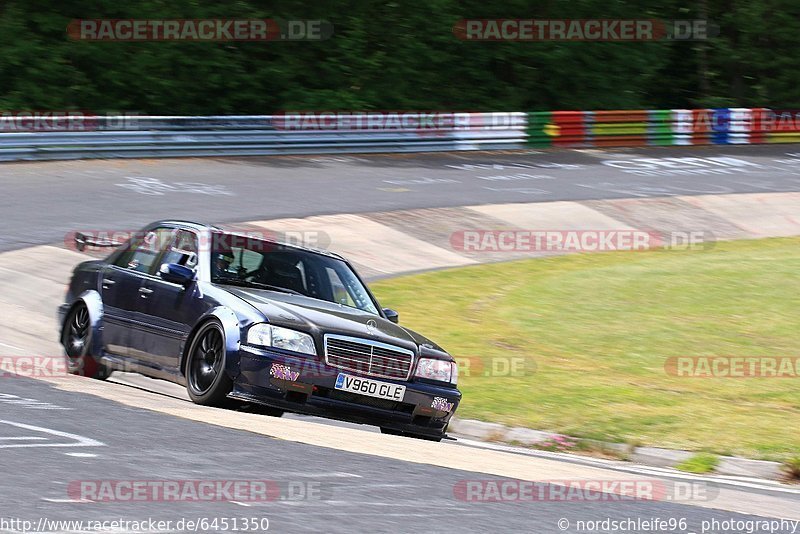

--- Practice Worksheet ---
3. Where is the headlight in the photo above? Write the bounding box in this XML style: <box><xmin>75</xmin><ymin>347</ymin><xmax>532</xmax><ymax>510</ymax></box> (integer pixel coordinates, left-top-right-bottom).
<box><xmin>414</xmin><ymin>358</ymin><xmax>458</xmax><ymax>385</ymax></box>
<box><xmin>246</xmin><ymin>324</ymin><xmax>316</xmax><ymax>356</ymax></box>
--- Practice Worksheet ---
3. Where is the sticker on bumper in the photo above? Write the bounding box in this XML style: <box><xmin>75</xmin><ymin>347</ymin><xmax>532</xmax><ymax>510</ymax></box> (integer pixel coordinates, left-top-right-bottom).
<box><xmin>431</xmin><ymin>397</ymin><xmax>454</xmax><ymax>412</ymax></box>
<box><xmin>270</xmin><ymin>363</ymin><xmax>299</xmax><ymax>381</ymax></box>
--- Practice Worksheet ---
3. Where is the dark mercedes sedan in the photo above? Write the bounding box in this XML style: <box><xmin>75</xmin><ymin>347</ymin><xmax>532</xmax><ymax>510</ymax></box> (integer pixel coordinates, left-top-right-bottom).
<box><xmin>58</xmin><ymin>221</ymin><xmax>460</xmax><ymax>440</ymax></box>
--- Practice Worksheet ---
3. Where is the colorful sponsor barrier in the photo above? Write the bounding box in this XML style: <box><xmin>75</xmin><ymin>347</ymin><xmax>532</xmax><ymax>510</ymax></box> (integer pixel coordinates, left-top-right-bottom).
<box><xmin>754</xmin><ymin>109</ymin><xmax>800</xmax><ymax>143</ymax></box>
<box><xmin>527</xmin><ymin>108</ymin><xmax>800</xmax><ymax>147</ymax></box>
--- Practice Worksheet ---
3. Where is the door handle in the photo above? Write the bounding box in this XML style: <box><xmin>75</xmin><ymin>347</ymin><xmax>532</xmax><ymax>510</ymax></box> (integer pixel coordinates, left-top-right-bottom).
<box><xmin>102</xmin><ymin>278</ymin><xmax>116</xmax><ymax>288</ymax></box>
<box><xmin>139</xmin><ymin>287</ymin><xmax>154</xmax><ymax>298</ymax></box>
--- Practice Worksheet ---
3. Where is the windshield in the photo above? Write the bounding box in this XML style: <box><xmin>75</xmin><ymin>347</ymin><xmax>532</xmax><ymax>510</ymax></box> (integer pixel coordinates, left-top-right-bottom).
<box><xmin>210</xmin><ymin>232</ymin><xmax>379</xmax><ymax>315</ymax></box>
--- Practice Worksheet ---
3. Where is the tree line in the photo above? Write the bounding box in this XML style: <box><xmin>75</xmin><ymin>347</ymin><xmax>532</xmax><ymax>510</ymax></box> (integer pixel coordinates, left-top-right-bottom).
<box><xmin>0</xmin><ymin>0</ymin><xmax>796</xmax><ymax>114</ymax></box>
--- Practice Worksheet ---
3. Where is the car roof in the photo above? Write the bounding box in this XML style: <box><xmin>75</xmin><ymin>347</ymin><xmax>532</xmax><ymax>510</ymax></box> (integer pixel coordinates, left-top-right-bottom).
<box><xmin>144</xmin><ymin>220</ymin><xmax>345</xmax><ymax>260</ymax></box>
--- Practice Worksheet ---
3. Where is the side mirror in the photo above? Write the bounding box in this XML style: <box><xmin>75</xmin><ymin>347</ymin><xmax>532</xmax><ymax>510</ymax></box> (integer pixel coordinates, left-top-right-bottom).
<box><xmin>160</xmin><ymin>263</ymin><xmax>195</xmax><ymax>286</ymax></box>
<box><xmin>383</xmin><ymin>308</ymin><xmax>399</xmax><ymax>324</ymax></box>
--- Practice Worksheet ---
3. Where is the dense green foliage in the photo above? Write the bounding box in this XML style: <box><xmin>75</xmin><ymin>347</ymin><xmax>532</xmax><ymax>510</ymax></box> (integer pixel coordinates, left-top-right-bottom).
<box><xmin>1</xmin><ymin>0</ymin><xmax>798</xmax><ymax>113</ymax></box>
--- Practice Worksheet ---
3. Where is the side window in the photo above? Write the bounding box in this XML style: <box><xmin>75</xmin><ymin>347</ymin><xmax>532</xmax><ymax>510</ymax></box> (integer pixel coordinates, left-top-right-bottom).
<box><xmin>326</xmin><ymin>267</ymin><xmax>357</xmax><ymax>307</ymax></box>
<box><xmin>113</xmin><ymin>228</ymin><xmax>174</xmax><ymax>274</ymax></box>
<box><xmin>236</xmin><ymin>248</ymin><xmax>263</xmax><ymax>272</ymax></box>
<box><xmin>260</xmin><ymin>253</ymin><xmax>307</xmax><ymax>294</ymax></box>
<box><xmin>161</xmin><ymin>230</ymin><xmax>199</xmax><ymax>269</ymax></box>
<box><xmin>329</xmin><ymin>265</ymin><xmax>378</xmax><ymax>314</ymax></box>
<box><xmin>213</xmin><ymin>246</ymin><xmax>262</xmax><ymax>279</ymax></box>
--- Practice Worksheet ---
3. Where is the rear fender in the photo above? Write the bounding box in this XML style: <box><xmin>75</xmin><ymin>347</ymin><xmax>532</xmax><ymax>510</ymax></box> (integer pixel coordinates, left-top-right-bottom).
<box><xmin>60</xmin><ymin>290</ymin><xmax>105</xmax><ymax>358</ymax></box>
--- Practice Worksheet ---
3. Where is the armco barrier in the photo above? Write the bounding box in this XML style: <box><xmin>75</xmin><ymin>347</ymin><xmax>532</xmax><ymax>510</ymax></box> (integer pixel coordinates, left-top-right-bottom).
<box><xmin>0</xmin><ymin>113</ymin><xmax>527</xmax><ymax>162</ymax></box>
<box><xmin>0</xmin><ymin>109</ymin><xmax>797</xmax><ymax>162</ymax></box>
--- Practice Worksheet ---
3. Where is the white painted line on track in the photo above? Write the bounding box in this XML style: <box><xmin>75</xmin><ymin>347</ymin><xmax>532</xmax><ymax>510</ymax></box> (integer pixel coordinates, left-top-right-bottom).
<box><xmin>41</xmin><ymin>497</ymin><xmax>93</xmax><ymax>504</ymax></box>
<box><xmin>0</xmin><ymin>394</ymin><xmax>70</xmax><ymax>411</ymax></box>
<box><xmin>0</xmin><ymin>420</ymin><xmax>105</xmax><ymax>449</ymax></box>
<box><xmin>285</xmin><ymin>472</ymin><xmax>362</xmax><ymax>478</ymax></box>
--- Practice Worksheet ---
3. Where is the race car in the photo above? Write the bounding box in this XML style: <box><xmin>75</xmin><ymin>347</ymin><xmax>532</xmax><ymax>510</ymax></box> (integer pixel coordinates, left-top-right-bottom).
<box><xmin>58</xmin><ymin>221</ymin><xmax>460</xmax><ymax>440</ymax></box>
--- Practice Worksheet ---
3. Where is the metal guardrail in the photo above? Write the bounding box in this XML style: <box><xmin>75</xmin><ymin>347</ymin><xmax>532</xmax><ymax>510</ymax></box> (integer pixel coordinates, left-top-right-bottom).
<box><xmin>4</xmin><ymin>108</ymin><xmax>794</xmax><ymax>161</ymax></box>
<box><xmin>0</xmin><ymin>113</ymin><xmax>528</xmax><ymax>162</ymax></box>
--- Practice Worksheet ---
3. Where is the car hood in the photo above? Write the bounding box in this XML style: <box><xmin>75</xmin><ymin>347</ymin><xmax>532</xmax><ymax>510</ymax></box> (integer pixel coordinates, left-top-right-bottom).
<box><xmin>223</xmin><ymin>287</ymin><xmax>444</xmax><ymax>354</ymax></box>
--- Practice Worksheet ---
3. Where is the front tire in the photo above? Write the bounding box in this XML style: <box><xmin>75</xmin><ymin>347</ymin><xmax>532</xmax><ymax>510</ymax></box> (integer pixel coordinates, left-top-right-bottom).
<box><xmin>185</xmin><ymin>321</ymin><xmax>233</xmax><ymax>406</ymax></box>
<box><xmin>62</xmin><ymin>303</ymin><xmax>109</xmax><ymax>380</ymax></box>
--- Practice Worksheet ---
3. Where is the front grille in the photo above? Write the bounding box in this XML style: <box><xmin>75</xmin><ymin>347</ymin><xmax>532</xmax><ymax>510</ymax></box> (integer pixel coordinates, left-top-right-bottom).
<box><xmin>324</xmin><ymin>334</ymin><xmax>414</xmax><ymax>380</ymax></box>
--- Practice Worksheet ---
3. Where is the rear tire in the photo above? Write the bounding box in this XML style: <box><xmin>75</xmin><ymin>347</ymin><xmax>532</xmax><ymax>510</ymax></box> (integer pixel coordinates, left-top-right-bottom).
<box><xmin>62</xmin><ymin>303</ymin><xmax>110</xmax><ymax>380</ymax></box>
<box><xmin>185</xmin><ymin>321</ymin><xmax>233</xmax><ymax>406</ymax></box>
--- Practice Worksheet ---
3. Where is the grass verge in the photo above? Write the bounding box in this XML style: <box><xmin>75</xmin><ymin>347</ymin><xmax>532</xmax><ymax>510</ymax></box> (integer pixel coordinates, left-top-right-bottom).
<box><xmin>676</xmin><ymin>453</ymin><xmax>720</xmax><ymax>474</ymax></box>
<box><xmin>372</xmin><ymin>237</ymin><xmax>800</xmax><ymax>461</ymax></box>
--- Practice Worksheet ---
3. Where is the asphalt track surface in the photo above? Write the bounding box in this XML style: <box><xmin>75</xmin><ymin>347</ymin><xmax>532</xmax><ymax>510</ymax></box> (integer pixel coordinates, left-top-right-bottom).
<box><xmin>3</xmin><ymin>144</ymin><xmax>800</xmax><ymax>251</ymax></box>
<box><xmin>2</xmin><ymin>146</ymin><xmax>800</xmax><ymax>533</ymax></box>
<box><xmin>2</xmin><ymin>377</ymin><xmax>798</xmax><ymax>534</ymax></box>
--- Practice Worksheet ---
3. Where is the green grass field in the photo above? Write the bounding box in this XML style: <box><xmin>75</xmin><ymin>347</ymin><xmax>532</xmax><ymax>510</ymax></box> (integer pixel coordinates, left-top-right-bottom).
<box><xmin>372</xmin><ymin>237</ymin><xmax>800</xmax><ymax>461</ymax></box>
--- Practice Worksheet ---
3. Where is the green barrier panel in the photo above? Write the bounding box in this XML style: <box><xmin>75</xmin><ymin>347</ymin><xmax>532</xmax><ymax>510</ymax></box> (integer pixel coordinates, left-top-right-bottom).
<box><xmin>527</xmin><ymin>111</ymin><xmax>553</xmax><ymax>147</ymax></box>
<box><xmin>648</xmin><ymin>110</ymin><xmax>675</xmax><ymax>146</ymax></box>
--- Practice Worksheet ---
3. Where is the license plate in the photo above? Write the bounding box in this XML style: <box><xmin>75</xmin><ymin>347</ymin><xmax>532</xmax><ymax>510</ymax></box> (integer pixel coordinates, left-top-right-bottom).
<box><xmin>335</xmin><ymin>373</ymin><xmax>406</xmax><ymax>402</ymax></box>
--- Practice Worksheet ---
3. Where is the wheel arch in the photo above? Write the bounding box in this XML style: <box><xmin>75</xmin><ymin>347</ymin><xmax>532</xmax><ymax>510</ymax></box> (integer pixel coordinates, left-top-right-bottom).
<box><xmin>180</xmin><ymin>306</ymin><xmax>242</xmax><ymax>380</ymax></box>
<box><xmin>60</xmin><ymin>290</ymin><xmax>105</xmax><ymax>358</ymax></box>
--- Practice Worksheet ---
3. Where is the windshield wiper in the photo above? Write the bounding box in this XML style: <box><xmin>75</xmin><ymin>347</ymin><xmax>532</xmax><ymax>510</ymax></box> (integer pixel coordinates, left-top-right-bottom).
<box><xmin>214</xmin><ymin>277</ymin><xmax>304</xmax><ymax>296</ymax></box>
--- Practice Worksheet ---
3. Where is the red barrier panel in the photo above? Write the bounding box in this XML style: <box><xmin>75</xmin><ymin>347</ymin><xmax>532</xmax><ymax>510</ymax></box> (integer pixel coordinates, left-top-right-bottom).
<box><xmin>690</xmin><ymin>109</ymin><xmax>713</xmax><ymax>144</ymax></box>
<box><xmin>750</xmin><ymin>108</ymin><xmax>770</xmax><ymax>144</ymax></box>
<box><xmin>551</xmin><ymin>111</ymin><xmax>587</xmax><ymax>146</ymax></box>
<box><xmin>592</xmin><ymin>135</ymin><xmax>648</xmax><ymax>147</ymax></box>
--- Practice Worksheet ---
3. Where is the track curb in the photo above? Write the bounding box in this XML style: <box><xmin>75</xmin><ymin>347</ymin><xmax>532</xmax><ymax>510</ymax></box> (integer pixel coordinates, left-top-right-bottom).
<box><xmin>448</xmin><ymin>418</ymin><xmax>785</xmax><ymax>481</ymax></box>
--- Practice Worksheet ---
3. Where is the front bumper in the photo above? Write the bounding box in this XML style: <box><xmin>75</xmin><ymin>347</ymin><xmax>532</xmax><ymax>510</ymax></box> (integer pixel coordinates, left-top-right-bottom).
<box><xmin>233</xmin><ymin>345</ymin><xmax>461</xmax><ymax>437</ymax></box>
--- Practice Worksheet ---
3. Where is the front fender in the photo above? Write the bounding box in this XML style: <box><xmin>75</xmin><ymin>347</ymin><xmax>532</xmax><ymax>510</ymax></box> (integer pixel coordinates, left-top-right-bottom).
<box><xmin>60</xmin><ymin>290</ymin><xmax>105</xmax><ymax>359</ymax></box>
<box><xmin>181</xmin><ymin>306</ymin><xmax>243</xmax><ymax>380</ymax></box>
